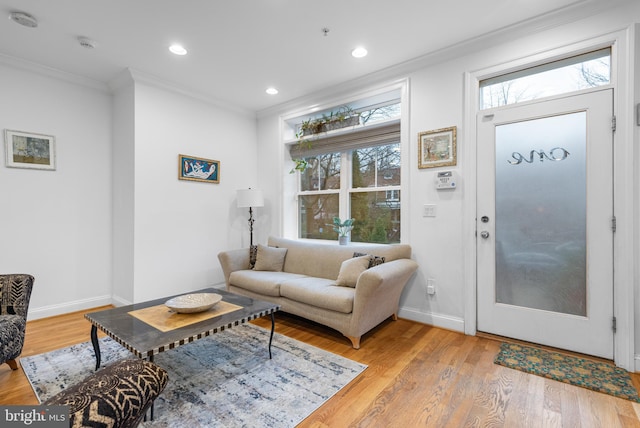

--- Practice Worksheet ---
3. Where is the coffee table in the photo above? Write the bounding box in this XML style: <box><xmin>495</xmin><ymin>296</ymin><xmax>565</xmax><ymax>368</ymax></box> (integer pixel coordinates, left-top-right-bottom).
<box><xmin>85</xmin><ymin>288</ymin><xmax>280</xmax><ymax>371</ymax></box>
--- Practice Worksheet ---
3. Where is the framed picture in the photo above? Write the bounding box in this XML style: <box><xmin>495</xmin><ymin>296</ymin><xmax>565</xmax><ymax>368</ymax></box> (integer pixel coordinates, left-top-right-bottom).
<box><xmin>418</xmin><ymin>126</ymin><xmax>457</xmax><ymax>169</ymax></box>
<box><xmin>4</xmin><ymin>129</ymin><xmax>56</xmax><ymax>170</ymax></box>
<box><xmin>178</xmin><ymin>154</ymin><xmax>220</xmax><ymax>183</ymax></box>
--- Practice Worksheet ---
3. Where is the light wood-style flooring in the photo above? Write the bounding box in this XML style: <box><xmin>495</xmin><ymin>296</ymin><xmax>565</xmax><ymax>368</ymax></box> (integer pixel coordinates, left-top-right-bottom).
<box><xmin>2</xmin><ymin>307</ymin><xmax>640</xmax><ymax>427</ymax></box>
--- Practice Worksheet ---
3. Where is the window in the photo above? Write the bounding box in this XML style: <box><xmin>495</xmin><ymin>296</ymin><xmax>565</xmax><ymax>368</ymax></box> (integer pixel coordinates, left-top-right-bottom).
<box><xmin>480</xmin><ymin>48</ymin><xmax>611</xmax><ymax>109</ymax></box>
<box><xmin>299</xmin><ymin>153</ymin><xmax>341</xmax><ymax>240</ymax></box>
<box><xmin>292</xmin><ymin>101</ymin><xmax>402</xmax><ymax>244</ymax></box>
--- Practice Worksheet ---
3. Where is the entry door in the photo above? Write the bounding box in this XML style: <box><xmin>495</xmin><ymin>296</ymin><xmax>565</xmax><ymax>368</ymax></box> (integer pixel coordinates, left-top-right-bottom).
<box><xmin>476</xmin><ymin>89</ymin><xmax>614</xmax><ymax>359</ymax></box>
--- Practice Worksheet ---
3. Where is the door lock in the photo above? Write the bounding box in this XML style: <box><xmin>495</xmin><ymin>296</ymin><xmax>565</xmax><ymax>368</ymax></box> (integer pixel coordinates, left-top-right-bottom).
<box><xmin>480</xmin><ymin>231</ymin><xmax>490</xmax><ymax>239</ymax></box>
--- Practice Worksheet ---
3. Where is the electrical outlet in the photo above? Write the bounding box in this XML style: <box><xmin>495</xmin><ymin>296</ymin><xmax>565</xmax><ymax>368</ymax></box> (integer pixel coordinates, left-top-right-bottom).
<box><xmin>427</xmin><ymin>278</ymin><xmax>436</xmax><ymax>295</ymax></box>
<box><xmin>423</xmin><ymin>204</ymin><xmax>437</xmax><ymax>217</ymax></box>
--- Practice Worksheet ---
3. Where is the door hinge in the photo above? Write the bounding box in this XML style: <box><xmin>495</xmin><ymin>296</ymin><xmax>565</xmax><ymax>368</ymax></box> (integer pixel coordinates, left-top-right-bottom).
<box><xmin>611</xmin><ymin>216</ymin><xmax>617</xmax><ymax>232</ymax></box>
<box><xmin>612</xmin><ymin>115</ymin><xmax>617</xmax><ymax>132</ymax></box>
<box><xmin>612</xmin><ymin>316</ymin><xmax>617</xmax><ymax>333</ymax></box>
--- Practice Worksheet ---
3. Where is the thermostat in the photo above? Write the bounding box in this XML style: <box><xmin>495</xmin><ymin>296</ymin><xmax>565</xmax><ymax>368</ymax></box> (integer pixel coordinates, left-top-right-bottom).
<box><xmin>435</xmin><ymin>171</ymin><xmax>458</xmax><ymax>190</ymax></box>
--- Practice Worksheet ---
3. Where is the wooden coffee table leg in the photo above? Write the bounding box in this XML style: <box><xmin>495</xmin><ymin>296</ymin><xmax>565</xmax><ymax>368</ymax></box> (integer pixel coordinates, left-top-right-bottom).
<box><xmin>90</xmin><ymin>325</ymin><xmax>101</xmax><ymax>371</ymax></box>
<box><xmin>269</xmin><ymin>312</ymin><xmax>275</xmax><ymax>359</ymax></box>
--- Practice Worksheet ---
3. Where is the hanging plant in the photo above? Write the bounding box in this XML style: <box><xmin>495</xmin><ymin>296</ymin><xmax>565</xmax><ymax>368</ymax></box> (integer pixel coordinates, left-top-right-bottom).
<box><xmin>290</xmin><ymin>158</ymin><xmax>309</xmax><ymax>174</ymax></box>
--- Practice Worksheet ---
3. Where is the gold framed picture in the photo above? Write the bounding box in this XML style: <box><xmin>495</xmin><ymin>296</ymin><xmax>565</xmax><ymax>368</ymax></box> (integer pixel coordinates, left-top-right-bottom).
<box><xmin>418</xmin><ymin>126</ymin><xmax>457</xmax><ymax>169</ymax></box>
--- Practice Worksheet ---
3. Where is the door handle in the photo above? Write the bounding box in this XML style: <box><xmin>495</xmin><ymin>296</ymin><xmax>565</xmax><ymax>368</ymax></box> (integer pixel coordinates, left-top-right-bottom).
<box><xmin>480</xmin><ymin>231</ymin><xmax>490</xmax><ymax>239</ymax></box>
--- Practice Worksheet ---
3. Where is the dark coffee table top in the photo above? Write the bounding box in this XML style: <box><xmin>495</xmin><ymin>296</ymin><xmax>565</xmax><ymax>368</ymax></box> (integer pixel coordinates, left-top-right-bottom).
<box><xmin>85</xmin><ymin>288</ymin><xmax>279</xmax><ymax>359</ymax></box>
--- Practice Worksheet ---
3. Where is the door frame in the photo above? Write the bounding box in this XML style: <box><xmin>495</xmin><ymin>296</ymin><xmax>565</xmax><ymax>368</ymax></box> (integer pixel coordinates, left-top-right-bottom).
<box><xmin>462</xmin><ymin>30</ymin><xmax>636</xmax><ymax>370</ymax></box>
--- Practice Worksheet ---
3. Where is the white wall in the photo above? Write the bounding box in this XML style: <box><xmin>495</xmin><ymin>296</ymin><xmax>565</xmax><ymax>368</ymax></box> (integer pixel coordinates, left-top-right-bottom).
<box><xmin>130</xmin><ymin>82</ymin><xmax>258</xmax><ymax>302</ymax></box>
<box><xmin>0</xmin><ymin>64</ymin><xmax>112</xmax><ymax>319</ymax></box>
<box><xmin>0</xmin><ymin>66</ymin><xmax>259</xmax><ymax>317</ymax></box>
<box><xmin>257</xmin><ymin>2</ymin><xmax>640</xmax><ymax>361</ymax></box>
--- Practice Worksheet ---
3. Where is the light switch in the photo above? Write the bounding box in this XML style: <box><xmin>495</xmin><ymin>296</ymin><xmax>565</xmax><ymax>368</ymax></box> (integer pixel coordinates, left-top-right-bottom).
<box><xmin>423</xmin><ymin>204</ymin><xmax>437</xmax><ymax>217</ymax></box>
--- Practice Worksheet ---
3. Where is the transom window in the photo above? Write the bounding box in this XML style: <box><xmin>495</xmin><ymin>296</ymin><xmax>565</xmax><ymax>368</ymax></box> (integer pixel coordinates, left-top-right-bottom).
<box><xmin>480</xmin><ymin>48</ymin><xmax>611</xmax><ymax>109</ymax></box>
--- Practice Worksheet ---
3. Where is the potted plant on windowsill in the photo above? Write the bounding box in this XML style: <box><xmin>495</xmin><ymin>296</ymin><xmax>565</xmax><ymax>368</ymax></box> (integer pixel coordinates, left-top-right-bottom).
<box><xmin>332</xmin><ymin>217</ymin><xmax>355</xmax><ymax>245</ymax></box>
<box><xmin>290</xmin><ymin>106</ymin><xmax>360</xmax><ymax>174</ymax></box>
<box><xmin>299</xmin><ymin>106</ymin><xmax>360</xmax><ymax>136</ymax></box>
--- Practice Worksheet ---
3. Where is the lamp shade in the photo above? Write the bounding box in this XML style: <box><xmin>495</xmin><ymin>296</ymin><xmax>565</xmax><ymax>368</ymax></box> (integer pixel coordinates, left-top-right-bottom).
<box><xmin>237</xmin><ymin>188</ymin><xmax>264</xmax><ymax>208</ymax></box>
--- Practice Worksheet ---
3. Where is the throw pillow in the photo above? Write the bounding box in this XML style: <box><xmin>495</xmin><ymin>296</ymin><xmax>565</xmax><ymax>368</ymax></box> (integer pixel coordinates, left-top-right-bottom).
<box><xmin>249</xmin><ymin>245</ymin><xmax>258</xmax><ymax>269</ymax></box>
<box><xmin>336</xmin><ymin>255</ymin><xmax>372</xmax><ymax>287</ymax></box>
<box><xmin>353</xmin><ymin>252</ymin><xmax>386</xmax><ymax>268</ymax></box>
<box><xmin>253</xmin><ymin>244</ymin><xmax>288</xmax><ymax>272</ymax></box>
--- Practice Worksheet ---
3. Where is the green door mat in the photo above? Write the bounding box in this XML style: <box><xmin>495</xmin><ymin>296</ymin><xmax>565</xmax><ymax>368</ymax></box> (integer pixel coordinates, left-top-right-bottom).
<box><xmin>494</xmin><ymin>342</ymin><xmax>640</xmax><ymax>402</ymax></box>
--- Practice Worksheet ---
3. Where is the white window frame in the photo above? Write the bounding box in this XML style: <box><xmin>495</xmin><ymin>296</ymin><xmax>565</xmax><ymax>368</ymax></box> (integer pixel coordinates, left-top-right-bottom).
<box><xmin>280</xmin><ymin>79</ymin><xmax>410</xmax><ymax>244</ymax></box>
<box><xmin>296</xmin><ymin>138</ymin><xmax>402</xmax><ymax>243</ymax></box>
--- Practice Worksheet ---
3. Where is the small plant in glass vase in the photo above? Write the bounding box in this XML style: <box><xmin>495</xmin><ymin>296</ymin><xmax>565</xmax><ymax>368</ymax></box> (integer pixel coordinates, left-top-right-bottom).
<box><xmin>332</xmin><ymin>217</ymin><xmax>355</xmax><ymax>245</ymax></box>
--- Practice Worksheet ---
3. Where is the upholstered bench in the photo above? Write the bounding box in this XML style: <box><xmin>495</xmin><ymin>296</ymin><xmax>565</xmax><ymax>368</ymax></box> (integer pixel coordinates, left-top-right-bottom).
<box><xmin>45</xmin><ymin>358</ymin><xmax>168</xmax><ymax>428</ymax></box>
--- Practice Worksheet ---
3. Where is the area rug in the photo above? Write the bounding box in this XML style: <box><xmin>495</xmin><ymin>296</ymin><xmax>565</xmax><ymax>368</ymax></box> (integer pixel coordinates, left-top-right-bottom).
<box><xmin>21</xmin><ymin>324</ymin><xmax>367</xmax><ymax>427</ymax></box>
<box><xmin>494</xmin><ymin>342</ymin><xmax>640</xmax><ymax>402</ymax></box>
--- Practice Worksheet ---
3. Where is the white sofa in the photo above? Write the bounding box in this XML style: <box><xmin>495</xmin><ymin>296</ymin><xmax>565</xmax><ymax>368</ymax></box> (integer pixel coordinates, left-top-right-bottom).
<box><xmin>217</xmin><ymin>236</ymin><xmax>418</xmax><ymax>348</ymax></box>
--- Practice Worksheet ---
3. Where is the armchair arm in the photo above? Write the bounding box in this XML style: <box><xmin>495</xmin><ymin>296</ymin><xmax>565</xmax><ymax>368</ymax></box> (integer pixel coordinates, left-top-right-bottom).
<box><xmin>217</xmin><ymin>248</ymin><xmax>251</xmax><ymax>288</ymax></box>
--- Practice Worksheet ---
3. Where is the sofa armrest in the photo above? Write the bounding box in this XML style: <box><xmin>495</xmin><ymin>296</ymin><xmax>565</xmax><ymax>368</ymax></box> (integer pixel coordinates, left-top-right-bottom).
<box><xmin>355</xmin><ymin>259</ymin><xmax>418</xmax><ymax>295</ymax></box>
<box><xmin>218</xmin><ymin>248</ymin><xmax>251</xmax><ymax>288</ymax></box>
<box><xmin>350</xmin><ymin>259</ymin><xmax>418</xmax><ymax>334</ymax></box>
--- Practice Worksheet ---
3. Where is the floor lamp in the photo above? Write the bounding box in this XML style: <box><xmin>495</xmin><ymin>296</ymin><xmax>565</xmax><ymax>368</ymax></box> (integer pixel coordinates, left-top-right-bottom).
<box><xmin>237</xmin><ymin>188</ymin><xmax>264</xmax><ymax>246</ymax></box>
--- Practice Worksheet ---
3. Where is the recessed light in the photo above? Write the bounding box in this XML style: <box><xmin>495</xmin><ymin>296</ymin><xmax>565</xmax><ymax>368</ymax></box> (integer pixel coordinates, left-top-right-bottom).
<box><xmin>9</xmin><ymin>11</ymin><xmax>38</xmax><ymax>28</ymax></box>
<box><xmin>169</xmin><ymin>44</ymin><xmax>187</xmax><ymax>55</ymax></box>
<box><xmin>351</xmin><ymin>47</ymin><xmax>368</xmax><ymax>58</ymax></box>
<box><xmin>266</xmin><ymin>87</ymin><xmax>278</xmax><ymax>95</ymax></box>
<box><xmin>78</xmin><ymin>36</ymin><xmax>97</xmax><ymax>49</ymax></box>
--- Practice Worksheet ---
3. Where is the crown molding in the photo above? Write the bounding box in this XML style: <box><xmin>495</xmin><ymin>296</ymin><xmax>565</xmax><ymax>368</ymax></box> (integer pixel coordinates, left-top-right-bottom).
<box><xmin>257</xmin><ymin>0</ymin><xmax>628</xmax><ymax>119</ymax></box>
<box><xmin>0</xmin><ymin>52</ymin><xmax>109</xmax><ymax>93</ymax></box>
<box><xmin>115</xmin><ymin>68</ymin><xmax>256</xmax><ymax>120</ymax></box>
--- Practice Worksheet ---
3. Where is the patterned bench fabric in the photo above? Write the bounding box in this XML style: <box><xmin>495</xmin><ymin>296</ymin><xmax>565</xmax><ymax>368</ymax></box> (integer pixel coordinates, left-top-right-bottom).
<box><xmin>45</xmin><ymin>359</ymin><xmax>169</xmax><ymax>428</ymax></box>
<box><xmin>0</xmin><ymin>274</ymin><xmax>34</xmax><ymax>368</ymax></box>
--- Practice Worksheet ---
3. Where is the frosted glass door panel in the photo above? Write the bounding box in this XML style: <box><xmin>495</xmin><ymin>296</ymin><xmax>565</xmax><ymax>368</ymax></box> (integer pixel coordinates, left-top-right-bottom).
<box><xmin>495</xmin><ymin>112</ymin><xmax>586</xmax><ymax>316</ymax></box>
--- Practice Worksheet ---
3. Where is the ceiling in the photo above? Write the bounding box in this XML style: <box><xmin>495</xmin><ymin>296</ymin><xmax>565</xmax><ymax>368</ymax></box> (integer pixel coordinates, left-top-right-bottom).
<box><xmin>0</xmin><ymin>0</ymin><xmax>623</xmax><ymax>113</ymax></box>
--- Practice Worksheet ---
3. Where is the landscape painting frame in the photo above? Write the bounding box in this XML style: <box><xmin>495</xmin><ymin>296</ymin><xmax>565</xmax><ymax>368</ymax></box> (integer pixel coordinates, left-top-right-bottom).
<box><xmin>4</xmin><ymin>129</ymin><xmax>56</xmax><ymax>170</ymax></box>
<box><xmin>418</xmin><ymin>126</ymin><xmax>457</xmax><ymax>169</ymax></box>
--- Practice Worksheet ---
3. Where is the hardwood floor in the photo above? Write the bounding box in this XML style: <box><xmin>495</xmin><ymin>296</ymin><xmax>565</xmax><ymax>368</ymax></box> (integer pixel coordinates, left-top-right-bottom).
<box><xmin>2</xmin><ymin>308</ymin><xmax>640</xmax><ymax>427</ymax></box>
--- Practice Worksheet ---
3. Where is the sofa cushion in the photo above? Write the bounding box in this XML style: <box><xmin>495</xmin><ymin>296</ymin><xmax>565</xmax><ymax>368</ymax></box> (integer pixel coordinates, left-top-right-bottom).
<box><xmin>280</xmin><ymin>277</ymin><xmax>355</xmax><ymax>314</ymax></box>
<box><xmin>249</xmin><ymin>245</ymin><xmax>258</xmax><ymax>269</ymax></box>
<box><xmin>230</xmin><ymin>270</ymin><xmax>307</xmax><ymax>297</ymax></box>
<box><xmin>336</xmin><ymin>255</ymin><xmax>371</xmax><ymax>287</ymax></box>
<box><xmin>254</xmin><ymin>244</ymin><xmax>288</xmax><ymax>272</ymax></box>
<box><xmin>268</xmin><ymin>236</ymin><xmax>412</xmax><ymax>279</ymax></box>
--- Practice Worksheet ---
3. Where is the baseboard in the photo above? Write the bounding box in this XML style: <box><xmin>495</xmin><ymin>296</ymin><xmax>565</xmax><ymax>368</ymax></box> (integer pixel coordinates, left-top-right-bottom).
<box><xmin>634</xmin><ymin>354</ymin><xmax>640</xmax><ymax>373</ymax></box>
<box><xmin>111</xmin><ymin>294</ymin><xmax>132</xmax><ymax>307</ymax></box>
<box><xmin>27</xmin><ymin>295</ymin><xmax>113</xmax><ymax>321</ymax></box>
<box><xmin>398</xmin><ymin>307</ymin><xmax>465</xmax><ymax>333</ymax></box>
